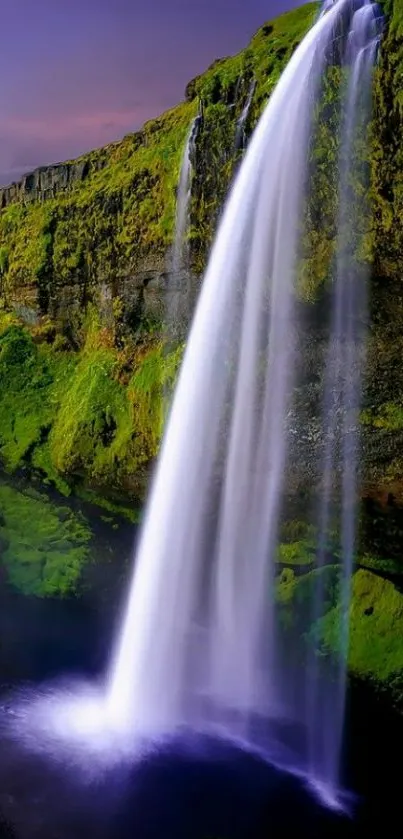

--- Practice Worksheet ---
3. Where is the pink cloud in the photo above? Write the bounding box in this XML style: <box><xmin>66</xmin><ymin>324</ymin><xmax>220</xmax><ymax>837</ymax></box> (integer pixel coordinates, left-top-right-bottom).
<box><xmin>1</xmin><ymin>107</ymin><xmax>154</xmax><ymax>144</ymax></box>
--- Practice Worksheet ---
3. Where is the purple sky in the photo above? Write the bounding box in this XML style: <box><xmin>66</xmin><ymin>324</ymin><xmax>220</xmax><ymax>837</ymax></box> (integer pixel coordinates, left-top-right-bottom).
<box><xmin>0</xmin><ymin>0</ymin><xmax>304</xmax><ymax>186</ymax></box>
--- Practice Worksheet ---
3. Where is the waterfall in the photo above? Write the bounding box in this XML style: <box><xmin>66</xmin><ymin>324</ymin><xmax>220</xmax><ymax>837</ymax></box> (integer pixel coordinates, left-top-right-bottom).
<box><xmin>234</xmin><ymin>79</ymin><xmax>256</xmax><ymax>151</ymax></box>
<box><xmin>4</xmin><ymin>0</ymin><xmax>383</xmax><ymax>814</ymax></box>
<box><xmin>104</xmin><ymin>0</ymin><xmax>381</xmax><ymax>799</ymax></box>
<box><xmin>306</xmin><ymin>0</ymin><xmax>383</xmax><ymax>789</ymax></box>
<box><xmin>166</xmin><ymin>114</ymin><xmax>200</xmax><ymax>346</ymax></box>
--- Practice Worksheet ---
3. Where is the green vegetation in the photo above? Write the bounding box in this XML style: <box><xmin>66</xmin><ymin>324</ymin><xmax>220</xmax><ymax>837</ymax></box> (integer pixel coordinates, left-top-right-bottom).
<box><xmin>278</xmin><ymin>512</ymin><xmax>403</xmax><ymax>576</ymax></box>
<box><xmin>0</xmin><ymin>3</ymin><xmax>317</xmax><ymax>296</ymax></box>
<box><xmin>0</xmin><ymin>104</ymin><xmax>197</xmax><ymax>311</ymax></box>
<box><xmin>321</xmin><ymin>569</ymin><xmax>403</xmax><ymax>686</ymax></box>
<box><xmin>75</xmin><ymin>487</ymin><xmax>140</xmax><ymax>524</ymax></box>
<box><xmin>277</xmin><ymin>540</ymin><xmax>315</xmax><ymax>566</ymax></box>
<box><xmin>0</xmin><ymin>2</ymin><xmax>317</xmax><ymax>496</ymax></box>
<box><xmin>277</xmin><ymin>564</ymin><xmax>339</xmax><ymax>609</ymax></box>
<box><xmin>0</xmin><ymin>313</ymin><xmax>183</xmax><ymax>498</ymax></box>
<box><xmin>276</xmin><ymin>560</ymin><xmax>403</xmax><ymax>696</ymax></box>
<box><xmin>0</xmin><ymin>4</ymin><xmax>317</xmax><ymax>318</ymax></box>
<box><xmin>189</xmin><ymin>3</ymin><xmax>318</xmax><ymax>269</ymax></box>
<box><xmin>0</xmin><ymin>322</ymin><xmax>74</xmax><ymax>477</ymax></box>
<box><xmin>277</xmin><ymin>518</ymin><xmax>343</xmax><ymax>567</ymax></box>
<box><xmin>0</xmin><ymin>0</ymin><xmax>399</xmax><ymax>501</ymax></box>
<box><xmin>0</xmin><ymin>482</ymin><xmax>91</xmax><ymax>596</ymax></box>
<box><xmin>276</xmin><ymin>504</ymin><xmax>403</xmax><ymax>693</ymax></box>
<box><xmin>361</xmin><ymin>402</ymin><xmax>403</xmax><ymax>430</ymax></box>
<box><xmin>276</xmin><ymin>564</ymin><xmax>340</xmax><ymax>641</ymax></box>
<box><xmin>358</xmin><ymin>552</ymin><xmax>403</xmax><ymax>575</ymax></box>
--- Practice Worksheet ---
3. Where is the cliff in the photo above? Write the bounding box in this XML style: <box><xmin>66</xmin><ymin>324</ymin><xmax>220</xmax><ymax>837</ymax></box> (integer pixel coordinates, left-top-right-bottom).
<box><xmin>0</xmin><ymin>0</ymin><xmax>401</xmax><ymax>508</ymax></box>
<box><xmin>0</xmin><ymin>2</ymin><xmax>320</xmax><ymax>501</ymax></box>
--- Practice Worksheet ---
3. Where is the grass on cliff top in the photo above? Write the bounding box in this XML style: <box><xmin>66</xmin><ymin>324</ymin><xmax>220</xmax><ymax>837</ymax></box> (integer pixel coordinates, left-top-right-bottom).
<box><xmin>0</xmin><ymin>483</ymin><xmax>91</xmax><ymax>596</ymax></box>
<box><xmin>191</xmin><ymin>3</ymin><xmax>317</xmax><ymax>104</ymax></box>
<box><xmin>0</xmin><ymin>99</ymin><xmax>197</xmax><ymax>292</ymax></box>
<box><xmin>0</xmin><ymin>0</ymin><xmax>399</xmax><ymax>301</ymax></box>
<box><xmin>0</xmin><ymin>3</ymin><xmax>316</xmax><ymax>293</ymax></box>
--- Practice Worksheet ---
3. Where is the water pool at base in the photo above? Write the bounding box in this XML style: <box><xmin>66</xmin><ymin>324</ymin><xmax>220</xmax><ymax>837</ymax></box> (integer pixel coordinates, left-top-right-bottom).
<box><xmin>0</xmin><ymin>551</ymin><xmax>401</xmax><ymax>839</ymax></box>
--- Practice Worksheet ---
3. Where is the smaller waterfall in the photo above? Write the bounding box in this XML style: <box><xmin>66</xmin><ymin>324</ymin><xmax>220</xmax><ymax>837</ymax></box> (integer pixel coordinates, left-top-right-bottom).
<box><xmin>235</xmin><ymin>80</ymin><xmax>256</xmax><ymax>151</ymax></box>
<box><xmin>166</xmin><ymin>114</ymin><xmax>200</xmax><ymax>346</ymax></box>
<box><xmin>307</xmin><ymin>0</ymin><xmax>384</xmax><ymax>787</ymax></box>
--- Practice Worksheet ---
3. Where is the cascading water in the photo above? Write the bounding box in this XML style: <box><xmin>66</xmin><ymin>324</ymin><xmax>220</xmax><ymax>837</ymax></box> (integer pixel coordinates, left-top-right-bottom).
<box><xmin>1</xmin><ymin>0</ymin><xmax>383</xmax><ymax>815</ymax></box>
<box><xmin>171</xmin><ymin>116</ymin><xmax>199</xmax><ymax>279</ymax></box>
<box><xmin>234</xmin><ymin>79</ymin><xmax>256</xmax><ymax>150</ymax></box>
<box><xmin>306</xmin><ymin>1</ymin><xmax>383</xmax><ymax>790</ymax></box>
<box><xmin>165</xmin><ymin>114</ymin><xmax>200</xmax><ymax>347</ymax></box>
<box><xmin>105</xmin><ymin>0</ymin><xmax>382</xmax><ymax>795</ymax></box>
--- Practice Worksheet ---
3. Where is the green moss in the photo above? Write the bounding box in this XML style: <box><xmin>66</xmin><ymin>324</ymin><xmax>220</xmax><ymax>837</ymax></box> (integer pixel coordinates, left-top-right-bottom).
<box><xmin>277</xmin><ymin>518</ymin><xmax>342</xmax><ymax>566</ymax></box>
<box><xmin>0</xmin><ymin>309</ymin><xmax>184</xmax><ymax>497</ymax></box>
<box><xmin>0</xmin><ymin>246</ymin><xmax>9</xmax><ymax>276</ymax></box>
<box><xmin>191</xmin><ymin>4</ymin><xmax>317</xmax><ymax>269</ymax></box>
<box><xmin>0</xmin><ymin>483</ymin><xmax>91</xmax><ymax>596</ymax></box>
<box><xmin>361</xmin><ymin>402</ymin><xmax>403</xmax><ymax>430</ymax></box>
<box><xmin>276</xmin><ymin>567</ymin><xmax>298</xmax><ymax>606</ymax></box>
<box><xmin>50</xmin><ymin>346</ymin><xmax>131</xmax><ymax>478</ymax></box>
<box><xmin>0</xmin><ymin>104</ymin><xmax>197</xmax><ymax>307</ymax></box>
<box><xmin>48</xmin><ymin>337</ymin><xmax>183</xmax><ymax>486</ymax></box>
<box><xmin>321</xmin><ymin>569</ymin><xmax>403</xmax><ymax>684</ymax></box>
<box><xmin>0</xmin><ymin>324</ymin><xmax>74</xmax><ymax>472</ymax></box>
<box><xmin>0</xmin><ymin>0</ymin><xmax>399</xmax><ymax>497</ymax></box>
<box><xmin>75</xmin><ymin>487</ymin><xmax>140</xmax><ymax>523</ymax></box>
<box><xmin>277</xmin><ymin>564</ymin><xmax>339</xmax><ymax>608</ymax></box>
<box><xmin>276</xmin><ymin>561</ymin><xmax>403</xmax><ymax>690</ymax></box>
<box><xmin>0</xmin><ymin>4</ymin><xmax>317</xmax><ymax>299</ymax></box>
<box><xmin>357</xmin><ymin>552</ymin><xmax>403</xmax><ymax>575</ymax></box>
<box><xmin>277</xmin><ymin>540</ymin><xmax>315</xmax><ymax>566</ymax></box>
<box><xmin>276</xmin><ymin>564</ymin><xmax>340</xmax><ymax>633</ymax></box>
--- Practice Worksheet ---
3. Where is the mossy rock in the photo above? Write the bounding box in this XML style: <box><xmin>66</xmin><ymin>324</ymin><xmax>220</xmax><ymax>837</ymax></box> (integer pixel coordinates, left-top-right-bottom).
<box><xmin>277</xmin><ymin>541</ymin><xmax>315</xmax><ymax>566</ymax></box>
<box><xmin>276</xmin><ymin>563</ymin><xmax>339</xmax><ymax>609</ymax></box>
<box><xmin>0</xmin><ymin>483</ymin><xmax>91</xmax><ymax>596</ymax></box>
<box><xmin>321</xmin><ymin>568</ymin><xmax>403</xmax><ymax>686</ymax></box>
<box><xmin>0</xmin><ymin>312</ymin><xmax>183</xmax><ymax>496</ymax></box>
<box><xmin>280</xmin><ymin>563</ymin><xmax>403</xmax><ymax>693</ymax></box>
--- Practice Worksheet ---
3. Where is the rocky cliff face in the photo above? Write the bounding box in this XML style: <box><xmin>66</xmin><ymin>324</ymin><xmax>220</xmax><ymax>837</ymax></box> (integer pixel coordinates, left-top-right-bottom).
<box><xmin>0</xmin><ymin>4</ymin><xmax>317</xmax><ymax>340</ymax></box>
<box><xmin>0</xmin><ymin>0</ymin><xmax>401</xmax><ymax>507</ymax></box>
<box><xmin>0</xmin><ymin>159</ymin><xmax>90</xmax><ymax>208</ymax></box>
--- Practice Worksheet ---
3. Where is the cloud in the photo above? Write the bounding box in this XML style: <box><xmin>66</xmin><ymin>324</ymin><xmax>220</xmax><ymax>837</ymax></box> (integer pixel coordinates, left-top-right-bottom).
<box><xmin>2</xmin><ymin>109</ymin><xmax>145</xmax><ymax>143</ymax></box>
<box><xmin>0</xmin><ymin>103</ymin><xmax>167</xmax><ymax>184</ymax></box>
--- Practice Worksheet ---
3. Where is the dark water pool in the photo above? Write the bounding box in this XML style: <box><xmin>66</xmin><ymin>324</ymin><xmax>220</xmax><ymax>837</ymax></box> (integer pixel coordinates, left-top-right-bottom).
<box><xmin>0</xmin><ymin>482</ymin><xmax>401</xmax><ymax>838</ymax></box>
<box><xmin>0</xmin><ymin>576</ymin><xmax>401</xmax><ymax>838</ymax></box>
